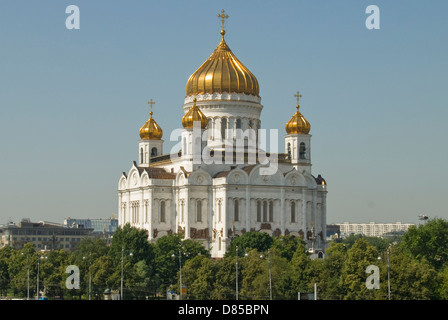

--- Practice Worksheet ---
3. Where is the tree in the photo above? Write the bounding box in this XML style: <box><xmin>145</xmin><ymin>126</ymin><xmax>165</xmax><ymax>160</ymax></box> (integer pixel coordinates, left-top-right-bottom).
<box><xmin>289</xmin><ymin>241</ymin><xmax>313</xmax><ymax>295</ymax></box>
<box><xmin>211</xmin><ymin>257</ymin><xmax>237</xmax><ymax>300</ymax></box>
<box><xmin>180</xmin><ymin>255</ymin><xmax>216</xmax><ymax>299</ymax></box>
<box><xmin>339</xmin><ymin>238</ymin><xmax>381</xmax><ymax>300</ymax></box>
<box><xmin>271</xmin><ymin>235</ymin><xmax>305</xmax><ymax>261</ymax></box>
<box><xmin>108</xmin><ymin>223</ymin><xmax>154</xmax><ymax>267</ymax></box>
<box><xmin>400</xmin><ymin>218</ymin><xmax>448</xmax><ymax>270</ymax></box>
<box><xmin>317</xmin><ymin>242</ymin><xmax>348</xmax><ymax>300</ymax></box>
<box><xmin>91</xmin><ymin>255</ymin><xmax>115</xmax><ymax>296</ymax></box>
<box><xmin>0</xmin><ymin>246</ymin><xmax>13</xmax><ymax>296</ymax></box>
<box><xmin>154</xmin><ymin>234</ymin><xmax>210</xmax><ymax>296</ymax></box>
<box><xmin>8</xmin><ymin>243</ymin><xmax>37</xmax><ymax>298</ymax></box>
<box><xmin>226</xmin><ymin>232</ymin><xmax>273</xmax><ymax>258</ymax></box>
<box><xmin>382</xmin><ymin>245</ymin><xmax>439</xmax><ymax>300</ymax></box>
<box><xmin>40</xmin><ymin>249</ymin><xmax>70</xmax><ymax>299</ymax></box>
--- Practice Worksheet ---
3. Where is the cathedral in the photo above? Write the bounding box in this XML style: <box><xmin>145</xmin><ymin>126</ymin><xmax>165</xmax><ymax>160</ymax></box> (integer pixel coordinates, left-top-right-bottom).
<box><xmin>118</xmin><ymin>11</ymin><xmax>328</xmax><ymax>258</ymax></box>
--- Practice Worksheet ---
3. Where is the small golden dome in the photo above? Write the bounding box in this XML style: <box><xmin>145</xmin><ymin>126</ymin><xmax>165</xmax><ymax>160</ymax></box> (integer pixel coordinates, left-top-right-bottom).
<box><xmin>185</xmin><ymin>30</ymin><xmax>259</xmax><ymax>97</ymax></box>
<box><xmin>182</xmin><ymin>98</ymin><xmax>208</xmax><ymax>129</ymax></box>
<box><xmin>139</xmin><ymin>100</ymin><xmax>163</xmax><ymax>140</ymax></box>
<box><xmin>285</xmin><ymin>96</ymin><xmax>311</xmax><ymax>135</ymax></box>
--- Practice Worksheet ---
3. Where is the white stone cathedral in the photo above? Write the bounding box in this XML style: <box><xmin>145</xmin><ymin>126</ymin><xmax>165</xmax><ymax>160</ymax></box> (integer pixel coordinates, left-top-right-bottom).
<box><xmin>118</xmin><ymin>12</ymin><xmax>328</xmax><ymax>258</ymax></box>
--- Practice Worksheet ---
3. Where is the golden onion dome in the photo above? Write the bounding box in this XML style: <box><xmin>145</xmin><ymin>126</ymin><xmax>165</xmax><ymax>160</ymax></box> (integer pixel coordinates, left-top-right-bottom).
<box><xmin>185</xmin><ymin>29</ymin><xmax>259</xmax><ymax>97</ymax></box>
<box><xmin>182</xmin><ymin>98</ymin><xmax>208</xmax><ymax>129</ymax></box>
<box><xmin>285</xmin><ymin>93</ymin><xmax>311</xmax><ymax>134</ymax></box>
<box><xmin>139</xmin><ymin>100</ymin><xmax>163</xmax><ymax>140</ymax></box>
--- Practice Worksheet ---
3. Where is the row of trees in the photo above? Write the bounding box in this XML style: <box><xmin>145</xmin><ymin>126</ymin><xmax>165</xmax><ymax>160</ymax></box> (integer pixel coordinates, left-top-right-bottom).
<box><xmin>1</xmin><ymin>218</ymin><xmax>448</xmax><ymax>299</ymax></box>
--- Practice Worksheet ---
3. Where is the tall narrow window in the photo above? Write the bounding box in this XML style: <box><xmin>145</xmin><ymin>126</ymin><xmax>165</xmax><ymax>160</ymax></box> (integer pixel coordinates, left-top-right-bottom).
<box><xmin>151</xmin><ymin>147</ymin><xmax>158</xmax><ymax>157</ymax></box>
<box><xmin>299</xmin><ymin>142</ymin><xmax>306</xmax><ymax>159</ymax></box>
<box><xmin>257</xmin><ymin>201</ymin><xmax>261</xmax><ymax>222</ymax></box>
<box><xmin>196</xmin><ymin>200</ymin><xmax>202</xmax><ymax>222</ymax></box>
<box><xmin>263</xmin><ymin>201</ymin><xmax>268</xmax><ymax>222</ymax></box>
<box><xmin>160</xmin><ymin>201</ymin><xmax>166</xmax><ymax>223</ymax></box>
<box><xmin>181</xmin><ymin>201</ymin><xmax>185</xmax><ymax>223</ymax></box>
<box><xmin>287</xmin><ymin>143</ymin><xmax>291</xmax><ymax>159</ymax></box>
<box><xmin>236</xmin><ymin>118</ymin><xmax>242</xmax><ymax>140</ymax></box>
<box><xmin>221</xmin><ymin>118</ymin><xmax>227</xmax><ymax>141</ymax></box>
<box><xmin>291</xmin><ymin>201</ymin><xmax>296</xmax><ymax>223</ymax></box>
<box><xmin>234</xmin><ymin>199</ymin><xmax>239</xmax><ymax>221</ymax></box>
<box><xmin>145</xmin><ymin>200</ymin><xmax>149</xmax><ymax>223</ymax></box>
<box><xmin>140</xmin><ymin>148</ymin><xmax>144</xmax><ymax>164</ymax></box>
<box><xmin>269</xmin><ymin>201</ymin><xmax>274</xmax><ymax>222</ymax></box>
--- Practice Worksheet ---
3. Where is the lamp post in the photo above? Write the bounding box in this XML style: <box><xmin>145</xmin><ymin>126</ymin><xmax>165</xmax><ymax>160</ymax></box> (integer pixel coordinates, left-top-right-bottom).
<box><xmin>21</xmin><ymin>252</ymin><xmax>30</xmax><ymax>300</ymax></box>
<box><xmin>260</xmin><ymin>249</ymin><xmax>272</xmax><ymax>300</ymax></box>
<box><xmin>171</xmin><ymin>248</ymin><xmax>183</xmax><ymax>300</ymax></box>
<box><xmin>120</xmin><ymin>247</ymin><xmax>133</xmax><ymax>300</ymax></box>
<box><xmin>378</xmin><ymin>247</ymin><xmax>391</xmax><ymax>300</ymax></box>
<box><xmin>235</xmin><ymin>246</ymin><xmax>238</xmax><ymax>300</ymax></box>
<box><xmin>387</xmin><ymin>248</ymin><xmax>391</xmax><ymax>300</ymax></box>
<box><xmin>83</xmin><ymin>253</ymin><xmax>92</xmax><ymax>300</ymax></box>
<box><xmin>36</xmin><ymin>253</ymin><xmax>47</xmax><ymax>300</ymax></box>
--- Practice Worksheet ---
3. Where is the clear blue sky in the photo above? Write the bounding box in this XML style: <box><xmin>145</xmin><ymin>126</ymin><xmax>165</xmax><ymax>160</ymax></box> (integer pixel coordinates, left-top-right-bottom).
<box><xmin>0</xmin><ymin>1</ymin><xmax>447</xmax><ymax>225</ymax></box>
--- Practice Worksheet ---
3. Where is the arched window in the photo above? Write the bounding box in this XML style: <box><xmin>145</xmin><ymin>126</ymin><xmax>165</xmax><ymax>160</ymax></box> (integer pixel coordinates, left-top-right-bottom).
<box><xmin>234</xmin><ymin>199</ymin><xmax>239</xmax><ymax>221</ymax></box>
<box><xmin>299</xmin><ymin>142</ymin><xmax>306</xmax><ymax>159</ymax></box>
<box><xmin>151</xmin><ymin>147</ymin><xmax>158</xmax><ymax>157</ymax></box>
<box><xmin>221</xmin><ymin>118</ymin><xmax>227</xmax><ymax>141</ymax></box>
<box><xmin>291</xmin><ymin>201</ymin><xmax>296</xmax><ymax>223</ymax></box>
<box><xmin>269</xmin><ymin>201</ymin><xmax>274</xmax><ymax>222</ymax></box>
<box><xmin>257</xmin><ymin>200</ymin><xmax>261</xmax><ymax>222</ymax></box>
<box><xmin>140</xmin><ymin>148</ymin><xmax>144</xmax><ymax>164</ymax></box>
<box><xmin>263</xmin><ymin>201</ymin><xmax>268</xmax><ymax>222</ymax></box>
<box><xmin>160</xmin><ymin>201</ymin><xmax>166</xmax><ymax>222</ymax></box>
<box><xmin>196</xmin><ymin>200</ymin><xmax>202</xmax><ymax>222</ymax></box>
<box><xmin>181</xmin><ymin>201</ymin><xmax>185</xmax><ymax>223</ymax></box>
<box><xmin>236</xmin><ymin>118</ymin><xmax>242</xmax><ymax>140</ymax></box>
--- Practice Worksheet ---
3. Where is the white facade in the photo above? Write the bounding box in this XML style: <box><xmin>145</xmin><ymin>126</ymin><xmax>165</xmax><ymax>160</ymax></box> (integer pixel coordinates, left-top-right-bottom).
<box><xmin>118</xmin><ymin>29</ymin><xmax>328</xmax><ymax>258</ymax></box>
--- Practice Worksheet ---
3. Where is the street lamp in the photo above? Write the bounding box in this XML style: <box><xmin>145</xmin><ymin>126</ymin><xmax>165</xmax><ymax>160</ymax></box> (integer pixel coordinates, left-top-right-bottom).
<box><xmin>235</xmin><ymin>246</ymin><xmax>238</xmax><ymax>300</ymax></box>
<box><xmin>171</xmin><ymin>248</ymin><xmax>183</xmax><ymax>300</ymax></box>
<box><xmin>378</xmin><ymin>247</ymin><xmax>391</xmax><ymax>300</ymax></box>
<box><xmin>83</xmin><ymin>253</ymin><xmax>92</xmax><ymax>300</ymax></box>
<box><xmin>21</xmin><ymin>252</ymin><xmax>30</xmax><ymax>300</ymax></box>
<box><xmin>260</xmin><ymin>249</ymin><xmax>272</xmax><ymax>300</ymax></box>
<box><xmin>36</xmin><ymin>253</ymin><xmax>47</xmax><ymax>300</ymax></box>
<box><xmin>120</xmin><ymin>247</ymin><xmax>133</xmax><ymax>300</ymax></box>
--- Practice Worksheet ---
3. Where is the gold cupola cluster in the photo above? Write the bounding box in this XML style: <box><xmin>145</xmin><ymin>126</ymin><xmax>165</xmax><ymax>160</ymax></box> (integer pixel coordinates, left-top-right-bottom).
<box><xmin>285</xmin><ymin>91</ymin><xmax>311</xmax><ymax>135</ymax></box>
<box><xmin>182</xmin><ymin>98</ymin><xmax>208</xmax><ymax>129</ymax></box>
<box><xmin>185</xmin><ymin>10</ymin><xmax>259</xmax><ymax>98</ymax></box>
<box><xmin>139</xmin><ymin>99</ymin><xmax>163</xmax><ymax>140</ymax></box>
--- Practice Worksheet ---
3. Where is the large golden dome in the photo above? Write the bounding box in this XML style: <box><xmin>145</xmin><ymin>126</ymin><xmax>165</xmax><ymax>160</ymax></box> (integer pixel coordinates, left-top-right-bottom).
<box><xmin>185</xmin><ymin>29</ymin><xmax>259</xmax><ymax>97</ymax></box>
<box><xmin>285</xmin><ymin>92</ymin><xmax>311</xmax><ymax>134</ymax></box>
<box><xmin>139</xmin><ymin>100</ymin><xmax>163</xmax><ymax>140</ymax></box>
<box><xmin>182</xmin><ymin>98</ymin><xmax>208</xmax><ymax>129</ymax></box>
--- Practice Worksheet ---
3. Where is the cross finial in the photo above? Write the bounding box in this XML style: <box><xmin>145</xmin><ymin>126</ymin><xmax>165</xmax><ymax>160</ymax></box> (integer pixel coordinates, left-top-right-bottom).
<box><xmin>217</xmin><ymin>9</ymin><xmax>229</xmax><ymax>33</ymax></box>
<box><xmin>294</xmin><ymin>91</ymin><xmax>302</xmax><ymax>108</ymax></box>
<box><xmin>147</xmin><ymin>99</ymin><xmax>155</xmax><ymax>116</ymax></box>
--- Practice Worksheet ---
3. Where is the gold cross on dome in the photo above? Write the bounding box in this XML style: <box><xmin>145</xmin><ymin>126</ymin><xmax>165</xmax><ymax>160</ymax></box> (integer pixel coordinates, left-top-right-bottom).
<box><xmin>294</xmin><ymin>91</ymin><xmax>302</xmax><ymax>104</ymax></box>
<box><xmin>147</xmin><ymin>99</ymin><xmax>155</xmax><ymax>116</ymax></box>
<box><xmin>217</xmin><ymin>9</ymin><xmax>229</xmax><ymax>32</ymax></box>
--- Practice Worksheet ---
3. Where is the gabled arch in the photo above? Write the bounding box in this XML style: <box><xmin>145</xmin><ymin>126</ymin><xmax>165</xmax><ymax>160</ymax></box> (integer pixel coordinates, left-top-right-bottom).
<box><xmin>248</xmin><ymin>164</ymin><xmax>285</xmax><ymax>186</ymax></box>
<box><xmin>284</xmin><ymin>168</ymin><xmax>307</xmax><ymax>187</ymax></box>
<box><xmin>188</xmin><ymin>168</ymin><xmax>212</xmax><ymax>186</ymax></box>
<box><xmin>226</xmin><ymin>167</ymin><xmax>249</xmax><ymax>185</ymax></box>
